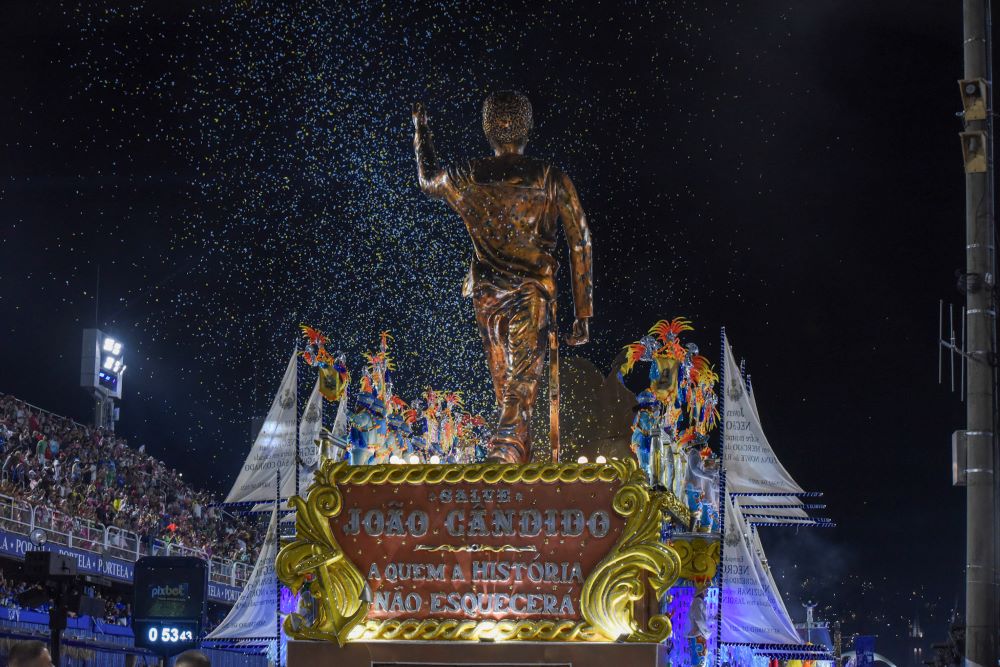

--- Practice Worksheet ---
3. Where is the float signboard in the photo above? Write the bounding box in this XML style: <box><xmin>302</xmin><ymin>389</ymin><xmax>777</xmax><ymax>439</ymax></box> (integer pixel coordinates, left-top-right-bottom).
<box><xmin>277</xmin><ymin>459</ymin><xmax>687</xmax><ymax>644</ymax></box>
<box><xmin>336</xmin><ymin>473</ymin><xmax>621</xmax><ymax>623</ymax></box>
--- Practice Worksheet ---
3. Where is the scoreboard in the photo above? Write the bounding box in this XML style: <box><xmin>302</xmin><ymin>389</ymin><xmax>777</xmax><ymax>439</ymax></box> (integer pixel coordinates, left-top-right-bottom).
<box><xmin>139</xmin><ymin>620</ymin><xmax>198</xmax><ymax>645</ymax></box>
<box><xmin>133</xmin><ymin>556</ymin><xmax>207</xmax><ymax>655</ymax></box>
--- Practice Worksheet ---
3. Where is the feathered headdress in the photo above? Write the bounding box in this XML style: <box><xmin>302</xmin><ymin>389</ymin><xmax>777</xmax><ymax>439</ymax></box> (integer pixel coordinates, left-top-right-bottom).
<box><xmin>300</xmin><ymin>324</ymin><xmax>330</xmax><ymax>366</ymax></box>
<box><xmin>619</xmin><ymin>317</ymin><xmax>720</xmax><ymax>442</ymax></box>
<box><xmin>300</xmin><ymin>324</ymin><xmax>350</xmax><ymax>401</ymax></box>
<box><xmin>619</xmin><ymin>317</ymin><xmax>694</xmax><ymax>379</ymax></box>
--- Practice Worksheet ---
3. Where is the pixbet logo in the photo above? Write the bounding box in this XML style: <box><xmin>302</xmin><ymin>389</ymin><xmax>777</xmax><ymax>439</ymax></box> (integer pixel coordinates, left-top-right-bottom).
<box><xmin>150</xmin><ymin>583</ymin><xmax>189</xmax><ymax>599</ymax></box>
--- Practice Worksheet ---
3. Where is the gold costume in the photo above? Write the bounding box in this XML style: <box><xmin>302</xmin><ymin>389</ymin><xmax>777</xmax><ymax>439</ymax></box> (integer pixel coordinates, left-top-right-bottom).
<box><xmin>413</xmin><ymin>92</ymin><xmax>593</xmax><ymax>463</ymax></box>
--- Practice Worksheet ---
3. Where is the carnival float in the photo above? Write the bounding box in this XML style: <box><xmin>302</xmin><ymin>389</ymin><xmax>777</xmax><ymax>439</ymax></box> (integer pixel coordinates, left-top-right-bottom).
<box><xmin>201</xmin><ymin>320</ymin><xmax>832</xmax><ymax>667</ymax></box>
<box><xmin>203</xmin><ymin>91</ymin><xmax>835</xmax><ymax>667</ymax></box>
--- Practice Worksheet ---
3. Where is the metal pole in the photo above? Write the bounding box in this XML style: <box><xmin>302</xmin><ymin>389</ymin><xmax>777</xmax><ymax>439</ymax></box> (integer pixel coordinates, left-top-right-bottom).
<box><xmin>295</xmin><ymin>344</ymin><xmax>300</xmax><ymax>500</ymax></box>
<box><xmin>49</xmin><ymin>583</ymin><xmax>67</xmax><ymax>667</ymax></box>
<box><xmin>276</xmin><ymin>469</ymin><xmax>282</xmax><ymax>667</ymax></box>
<box><xmin>549</xmin><ymin>300</ymin><xmax>560</xmax><ymax>463</ymax></box>
<box><xmin>95</xmin><ymin>263</ymin><xmax>100</xmax><ymax>327</ymax></box>
<box><xmin>714</xmin><ymin>327</ymin><xmax>728</xmax><ymax>667</ymax></box>
<box><xmin>962</xmin><ymin>2</ymin><xmax>998</xmax><ymax>666</ymax></box>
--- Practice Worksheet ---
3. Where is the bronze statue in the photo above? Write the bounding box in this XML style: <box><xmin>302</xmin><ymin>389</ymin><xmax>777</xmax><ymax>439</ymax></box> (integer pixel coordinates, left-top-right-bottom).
<box><xmin>412</xmin><ymin>91</ymin><xmax>593</xmax><ymax>464</ymax></box>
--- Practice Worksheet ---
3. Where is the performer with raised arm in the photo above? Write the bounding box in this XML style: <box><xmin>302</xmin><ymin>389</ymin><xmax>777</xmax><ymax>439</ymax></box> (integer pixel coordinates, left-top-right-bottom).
<box><xmin>413</xmin><ymin>91</ymin><xmax>593</xmax><ymax>464</ymax></box>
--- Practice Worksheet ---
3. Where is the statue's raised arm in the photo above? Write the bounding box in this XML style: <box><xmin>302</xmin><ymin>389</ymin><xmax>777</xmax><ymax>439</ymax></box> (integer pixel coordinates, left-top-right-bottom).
<box><xmin>412</xmin><ymin>102</ymin><xmax>450</xmax><ymax>198</ymax></box>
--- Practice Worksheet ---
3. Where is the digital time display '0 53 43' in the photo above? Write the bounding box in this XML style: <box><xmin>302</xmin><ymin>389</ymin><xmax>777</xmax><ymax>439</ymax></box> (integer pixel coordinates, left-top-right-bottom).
<box><xmin>132</xmin><ymin>617</ymin><xmax>202</xmax><ymax>654</ymax></box>
<box><xmin>144</xmin><ymin>624</ymin><xmax>196</xmax><ymax>644</ymax></box>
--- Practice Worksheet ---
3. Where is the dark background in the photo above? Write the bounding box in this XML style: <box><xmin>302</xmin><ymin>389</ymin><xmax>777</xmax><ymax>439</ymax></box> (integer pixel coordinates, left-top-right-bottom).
<box><xmin>0</xmin><ymin>1</ymin><xmax>973</xmax><ymax>660</ymax></box>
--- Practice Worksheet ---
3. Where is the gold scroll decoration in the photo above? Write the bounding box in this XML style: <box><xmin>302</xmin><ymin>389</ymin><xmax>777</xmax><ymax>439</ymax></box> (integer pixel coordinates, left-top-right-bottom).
<box><xmin>276</xmin><ymin>457</ymin><xmax>683</xmax><ymax>644</ymax></box>
<box><xmin>579</xmin><ymin>468</ymin><xmax>684</xmax><ymax>642</ymax></box>
<box><xmin>671</xmin><ymin>537</ymin><xmax>721</xmax><ymax>590</ymax></box>
<box><xmin>274</xmin><ymin>462</ymin><xmax>368</xmax><ymax>646</ymax></box>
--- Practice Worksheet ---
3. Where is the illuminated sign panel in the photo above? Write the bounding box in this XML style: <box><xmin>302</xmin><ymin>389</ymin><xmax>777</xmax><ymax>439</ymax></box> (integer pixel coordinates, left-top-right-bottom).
<box><xmin>278</xmin><ymin>460</ymin><xmax>687</xmax><ymax>643</ymax></box>
<box><xmin>133</xmin><ymin>556</ymin><xmax>207</xmax><ymax>655</ymax></box>
<box><xmin>334</xmin><ymin>480</ymin><xmax>622</xmax><ymax>623</ymax></box>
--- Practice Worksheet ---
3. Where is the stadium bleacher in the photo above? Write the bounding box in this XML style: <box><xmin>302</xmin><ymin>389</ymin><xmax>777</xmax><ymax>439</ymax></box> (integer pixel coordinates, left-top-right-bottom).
<box><xmin>0</xmin><ymin>394</ymin><xmax>258</xmax><ymax>598</ymax></box>
<box><xmin>0</xmin><ymin>394</ymin><xmax>269</xmax><ymax>664</ymax></box>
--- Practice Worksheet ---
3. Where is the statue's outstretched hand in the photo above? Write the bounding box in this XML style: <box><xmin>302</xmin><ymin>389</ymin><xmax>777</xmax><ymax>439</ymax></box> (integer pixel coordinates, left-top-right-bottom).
<box><xmin>412</xmin><ymin>101</ymin><xmax>428</xmax><ymax>130</ymax></box>
<box><xmin>565</xmin><ymin>318</ymin><xmax>590</xmax><ymax>346</ymax></box>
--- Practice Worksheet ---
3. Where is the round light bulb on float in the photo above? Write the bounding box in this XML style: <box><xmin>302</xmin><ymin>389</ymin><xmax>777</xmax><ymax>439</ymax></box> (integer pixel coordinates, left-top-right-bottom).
<box><xmin>595</xmin><ymin>455</ymin><xmax>607</xmax><ymax>464</ymax></box>
<box><xmin>577</xmin><ymin>456</ymin><xmax>588</xmax><ymax>464</ymax></box>
<box><xmin>408</xmin><ymin>454</ymin><xmax>420</xmax><ymax>464</ymax></box>
<box><xmin>430</xmin><ymin>455</ymin><xmax>440</xmax><ymax>465</ymax></box>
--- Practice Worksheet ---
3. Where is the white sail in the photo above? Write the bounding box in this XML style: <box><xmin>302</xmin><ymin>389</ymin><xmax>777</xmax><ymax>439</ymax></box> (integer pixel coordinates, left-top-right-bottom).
<box><xmin>280</xmin><ymin>388</ymin><xmax>351</xmax><ymax>525</ymax></box>
<box><xmin>747</xmin><ymin>521</ymin><xmax>797</xmax><ymax>630</ymax></box>
<box><xmin>206</xmin><ymin>507</ymin><xmax>279</xmax><ymax>640</ymax></box>
<box><xmin>298</xmin><ymin>378</ymin><xmax>323</xmax><ymax>481</ymax></box>
<box><xmin>272</xmin><ymin>379</ymin><xmax>328</xmax><ymax>523</ymax></box>
<box><xmin>330</xmin><ymin>389</ymin><xmax>350</xmax><ymax>444</ymax></box>
<box><xmin>225</xmin><ymin>352</ymin><xmax>298</xmax><ymax>504</ymax></box>
<box><xmin>739</xmin><ymin>498</ymin><xmax>820</xmax><ymax>526</ymax></box>
<box><xmin>747</xmin><ymin>377</ymin><xmax>761</xmax><ymax>421</ymax></box>
<box><xmin>720</xmin><ymin>495</ymin><xmax>802</xmax><ymax>646</ymax></box>
<box><xmin>722</xmin><ymin>335</ymin><xmax>807</xmax><ymax>519</ymax></box>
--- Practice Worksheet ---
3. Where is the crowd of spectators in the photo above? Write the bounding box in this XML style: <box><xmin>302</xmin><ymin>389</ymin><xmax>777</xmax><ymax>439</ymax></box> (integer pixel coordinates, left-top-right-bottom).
<box><xmin>0</xmin><ymin>572</ymin><xmax>40</xmax><ymax>612</ymax></box>
<box><xmin>0</xmin><ymin>569</ymin><xmax>236</xmax><ymax>636</ymax></box>
<box><xmin>0</xmin><ymin>394</ymin><xmax>258</xmax><ymax>564</ymax></box>
<box><xmin>0</xmin><ymin>570</ymin><xmax>129</xmax><ymax>625</ymax></box>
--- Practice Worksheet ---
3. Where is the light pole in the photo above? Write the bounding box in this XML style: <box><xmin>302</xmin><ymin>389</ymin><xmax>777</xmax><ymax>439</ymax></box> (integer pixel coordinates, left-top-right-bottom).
<box><xmin>959</xmin><ymin>2</ymin><xmax>998</xmax><ymax>666</ymax></box>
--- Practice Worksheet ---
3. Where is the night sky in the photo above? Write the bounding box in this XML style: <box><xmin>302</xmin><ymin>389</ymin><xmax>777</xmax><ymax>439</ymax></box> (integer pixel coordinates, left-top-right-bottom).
<box><xmin>1</xmin><ymin>1</ymin><xmax>970</xmax><ymax>661</ymax></box>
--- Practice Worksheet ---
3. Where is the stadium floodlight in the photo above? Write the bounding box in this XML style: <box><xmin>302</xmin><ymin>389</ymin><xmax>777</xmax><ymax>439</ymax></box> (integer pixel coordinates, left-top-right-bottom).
<box><xmin>82</xmin><ymin>328</ymin><xmax>125</xmax><ymax>428</ymax></box>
